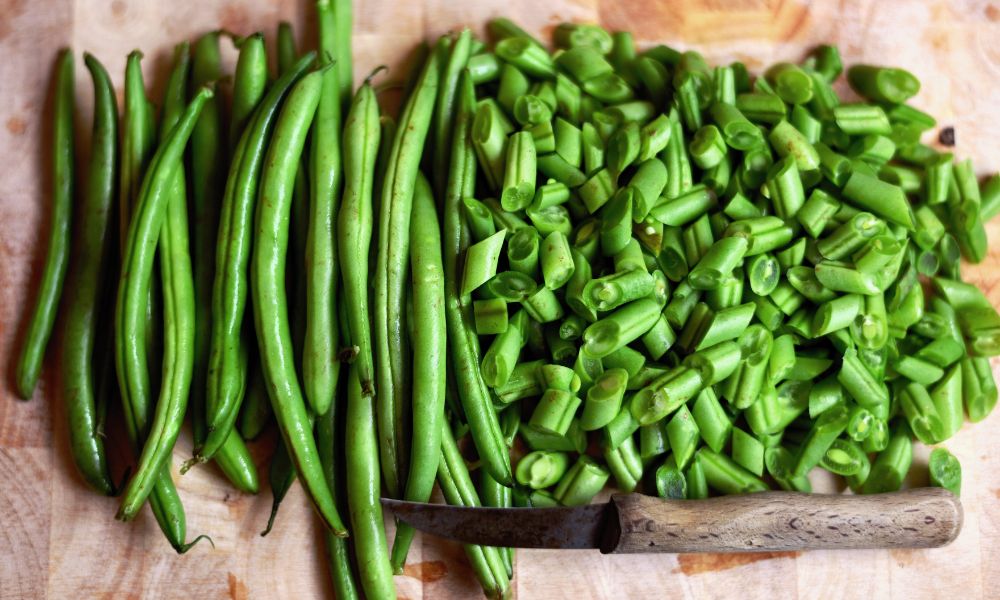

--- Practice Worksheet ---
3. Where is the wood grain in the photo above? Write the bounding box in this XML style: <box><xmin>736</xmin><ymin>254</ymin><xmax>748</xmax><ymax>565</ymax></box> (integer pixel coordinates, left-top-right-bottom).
<box><xmin>1</xmin><ymin>0</ymin><xmax>1000</xmax><ymax>598</ymax></box>
<box><xmin>604</xmin><ymin>489</ymin><xmax>962</xmax><ymax>553</ymax></box>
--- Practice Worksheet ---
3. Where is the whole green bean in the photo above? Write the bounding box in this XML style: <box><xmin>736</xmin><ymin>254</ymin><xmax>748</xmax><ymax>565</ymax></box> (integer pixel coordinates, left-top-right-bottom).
<box><xmin>374</xmin><ymin>49</ymin><xmax>440</xmax><ymax>498</ymax></box>
<box><xmin>200</xmin><ymin>53</ymin><xmax>317</xmax><ymax>462</ymax></box>
<box><xmin>189</xmin><ymin>33</ymin><xmax>260</xmax><ymax>492</ymax></box>
<box><xmin>228</xmin><ymin>33</ymin><xmax>267</xmax><ymax>150</ymax></box>
<box><xmin>305</xmin><ymin>8</ymin><xmax>345</xmax><ymax>418</ymax></box>
<box><xmin>338</xmin><ymin>81</ymin><xmax>380</xmax><ymax>394</ymax></box>
<box><xmin>249</xmin><ymin>70</ymin><xmax>347</xmax><ymax>535</ymax></box>
<box><xmin>117</xmin><ymin>46</ymin><xmax>203</xmax><ymax>521</ymax></box>
<box><xmin>57</xmin><ymin>52</ymin><xmax>117</xmax><ymax>493</ymax></box>
<box><xmin>391</xmin><ymin>174</ymin><xmax>447</xmax><ymax>571</ymax></box>
<box><xmin>16</xmin><ymin>49</ymin><xmax>74</xmax><ymax>399</ymax></box>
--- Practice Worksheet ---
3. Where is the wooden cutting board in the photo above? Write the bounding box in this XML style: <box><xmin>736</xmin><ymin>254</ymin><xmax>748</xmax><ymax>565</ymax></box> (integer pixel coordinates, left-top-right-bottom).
<box><xmin>2</xmin><ymin>0</ymin><xmax>999</xmax><ymax>597</ymax></box>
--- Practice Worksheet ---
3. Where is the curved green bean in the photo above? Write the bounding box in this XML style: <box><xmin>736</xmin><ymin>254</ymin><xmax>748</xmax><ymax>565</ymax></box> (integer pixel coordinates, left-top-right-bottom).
<box><xmin>250</xmin><ymin>69</ymin><xmax>347</xmax><ymax>535</ymax></box>
<box><xmin>391</xmin><ymin>173</ymin><xmax>447</xmax><ymax>572</ymax></box>
<box><xmin>373</xmin><ymin>48</ymin><xmax>440</xmax><ymax>497</ymax></box>
<box><xmin>339</xmin><ymin>81</ymin><xmax>380</xmax><ymax>394</ymax></box>
<box><xmin>117</xmin><ymin>45</ymin><xmax>202</xmax><ymax>521</ymax></box>
<box><xmin>16</xmin><ymin>48</ymin><xmax>74</xmax><ymax>399</ymax></box>
<box><xmin>200</xmin><ymin>53</ymin><xmax>317</xmax><ymax>462</ymax></box>
<box><xmin>305</xmin><ymin>7</ymin><xmax>345</xmax><ymax>418</ymax></box>
<box><xmin>57</xmin><ymin>52</ymin><xmax>117</xmax><ymax>493</ymax></box>
<box><xmin>345</xmin><ymin>365</ymin><xmax>396</xmax><ymax>598</ymax></box>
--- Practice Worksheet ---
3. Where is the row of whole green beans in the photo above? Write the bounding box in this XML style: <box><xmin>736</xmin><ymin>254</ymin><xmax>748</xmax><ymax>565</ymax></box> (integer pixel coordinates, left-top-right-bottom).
<box><xmin>14</xmin><ymin>10</ymin><xmax>1000</xmax><ymax>598</ymax></box>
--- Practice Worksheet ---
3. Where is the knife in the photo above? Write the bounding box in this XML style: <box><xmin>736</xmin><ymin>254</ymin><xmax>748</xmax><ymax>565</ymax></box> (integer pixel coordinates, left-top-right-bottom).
<box><xmin>383</xmin><ymin>488</ymin><xmax>962</xmax><ymax>553</ymax></box>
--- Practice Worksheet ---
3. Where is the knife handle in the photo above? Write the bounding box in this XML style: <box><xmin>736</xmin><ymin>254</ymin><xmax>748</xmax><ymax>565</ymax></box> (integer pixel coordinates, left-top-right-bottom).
<box><xmin>601</xmin><ymin>488</ymin><xmax>962</xmax><ymax>554</ymax></box>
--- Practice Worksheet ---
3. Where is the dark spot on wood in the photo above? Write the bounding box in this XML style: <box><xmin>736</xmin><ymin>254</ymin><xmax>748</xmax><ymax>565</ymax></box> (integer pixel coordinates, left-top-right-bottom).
<box><xmin>674</xmin><ymin>551</ymin><xmax>800</xmax><ymax>576</ymax></box>
<box><xmin>827</xmin><ymin>525</ymin><xmax>838</xmax><ymax>531</ymax></box>
<box><xmin>924</xmin><ymin>516</ymin><xmax>936</xmax><ymax>524</ymax></box>
<box><xmin>666</xmin><ymin>531</ymin><xmax>679</xmax><ymax>538</ymax></box>
<box><xmin>227</xmin><ymin>572</ymin><xmax>248</xmax><ymax>600</ymax></box>
<box><xmin>402</xmin><ymin>560</ymin><xmax>448</xmax><ymax>583</ymax></box>
<box><xmin>938</xmin><ymin>126</ymin><xmax>955</xmax><ymax>146</ymax></box>
<box><xmin>649</xmin><ymin>541</ymin><xmax>656</xmax><ymax>547</ymax></box>
<box><xmin>903</xmin><ymin>527</ymin><xmax>918</xmax><ymax>532</ymax></box>
<box><xmin>788</xmin><ymin>517</ymin><xmax>800</xmax><ymax>530</ymax></box>
<box><xmin>6</xmin><ymin>117</ymin><xmax>26</xmax><ymax>135</ymax></box>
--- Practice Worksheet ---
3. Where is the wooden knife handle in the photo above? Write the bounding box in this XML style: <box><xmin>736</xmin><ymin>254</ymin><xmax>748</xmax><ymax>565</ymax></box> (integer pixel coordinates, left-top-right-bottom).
<box><xmin>601</xmin><ymin>488</ymin><xmax>962</xmax><ymax>554</ymax></box>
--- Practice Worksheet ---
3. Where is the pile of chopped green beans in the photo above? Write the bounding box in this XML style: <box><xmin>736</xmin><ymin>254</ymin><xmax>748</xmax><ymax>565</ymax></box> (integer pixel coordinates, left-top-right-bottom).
<box><xmin>14</xmin><ymin>9</ymin><xmax>999</xmax><ymax>598</ymax></box>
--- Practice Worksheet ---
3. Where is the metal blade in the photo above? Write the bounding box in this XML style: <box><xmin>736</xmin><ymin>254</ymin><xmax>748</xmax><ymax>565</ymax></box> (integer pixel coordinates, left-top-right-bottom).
<box><xmin>382</xmin><ymin>499</ymin><xmax>609</xmax><ymax>549</ymax></box>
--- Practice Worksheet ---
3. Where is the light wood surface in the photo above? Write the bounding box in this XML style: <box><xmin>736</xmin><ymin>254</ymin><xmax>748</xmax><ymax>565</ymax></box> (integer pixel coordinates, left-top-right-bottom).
<box><xmin>2</xmin><ymin>0</ymin><xmax>1000</xmax><ymax>598</ymax></box>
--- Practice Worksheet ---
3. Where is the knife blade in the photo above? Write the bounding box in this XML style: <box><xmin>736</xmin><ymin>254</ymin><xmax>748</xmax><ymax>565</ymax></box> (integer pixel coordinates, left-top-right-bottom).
<box><xmin>383</xmin><ymin>488</ymin><xmax>962</xmax><ymax>553</ymax></box>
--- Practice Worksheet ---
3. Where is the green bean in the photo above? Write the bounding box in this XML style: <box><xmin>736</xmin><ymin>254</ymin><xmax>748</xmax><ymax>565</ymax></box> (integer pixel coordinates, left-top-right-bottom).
<box><xmin>473</xmin><ymin>299</ymin><xmax>509</xmax><ymax>335</ymax></box>
<box><xmin>688</xmin><ymin>237</ymin><xmax>747</xmax><ymax>290</ymax></box>
<box><xmin>530</xmin><ymin>388</ymin><xmax>582</xmax><ymax>436</ymax></box>
<box><xmin>373</xmin><ymin>51</ymin><xmax>440</xmax><ymax>498</ymax></box>
<box><xmin>666</xmin><ymin>404</ymin><xmax>700</xmax><ymax>469</ymax></box>
<box><xmin>553</xmin><ymin>457</ymin><xmax>611</xmax><ymax>506</ymax></box>
<box><xmin>339</xmin><ymin>82</ymin><xmax>380</xmax><ymax>393</ymax></box>
<box><xmin>862</xmin><ymin>423</ymin><xmax>912</xmax><ymax>494</ymax></box>
<box><xmin>731</xmin><ymin>427</ymin><xmax>765</xmax><ymax>476</ymax></box>
<box><xmin>238</xmin><ymin>366</ymin><xmax>271</xmax><ymax>440</ymax></box>
<box><xmin>541</xmin><ymin>231</ymin><xmax>575</xmax><ymax>290</ymax></box>
<box><xmin>261</xmin><ymin>437</ymin><xmax>297</xmax><ymax>536</ymax></box>
<box><xmin>496</xmin><ymin>35</ymin><xmax>555</xmax><ymax>78</ymax></box>
<box><xmin>188</xmin><ymin>34</ymin><xmax>259</xmax><ymax>492</ymax></box>
<box><xmin>929</xmin><ymin>447</ymin><xmax>961</xmax><ymax>497</ymax></box>
<box><xmin>438</xmin><ymin>422</ymin><xmax>510</xmax><ymax>598</ymax></box>
<box><xmin>516</xmin><ymin>451</ymin><xmax>571</xmax><ymax>489</ymax></box>
<box><xmin>391</xmin><ymin>174</ymin><xmax>447</xmax><ymax>569</ymax></box>
<box><xmin>736</xmin><ymin>92</ymin><xmax>787</xmax><ymax>125</ymax></box>
<box><xmin>630</xmin><ymin>366</ymin><xmax>703</xmax><ymax>425</ymax></box>
<box><xmin>16</xmin><ymin>49</ymin><xmax>74</xmax><ymax>398</ymax></box>
<box><xmin>793</xmin><ymin>404</ymin><xmax>849</xmax><ymax>477</ymax></box>
<box><xmin>117</xmin><ymin>46</ymin><xmax>203</xmax><ymax>521</ymax></box>
<box><xmin>962</xmin><ymin>357</ymin><xmax>998</xmax><ymax>422</ymax></box>
<box><xmin>201</xmin><ymin>53</ymin><xmax>317</xmax><ymax>461</ymax></box>
<box><xmin>847</xmin><ymin>65</ymin><xmax>920</xmax><ymax>104</ymax></box>
<box><xmin>227</xmin><ymin>33</ymin><xmax>267</xmax><ymax>150</ymax></box>
<box><xmin>443</xmin><ymin>73</ymin><xmax>513</xmax><ymax>486</ymax></box>
<box><xmin>579</xmin><ymin>167</ymin><xmax>617</xmax><ymax>213</ymax></box>
<box><xmin>248</xmin><ymin>70</ymin><xmax>346</xmax><ymax>535</ymax></box>
<box><xmin>303</xmin><ymin>11</ymin><xmax>346</xmax><ymax>418</ymax></box>
<box><xmin>980</xmin><ymin>172</ymin><xmax>1000</xmax><ymax>220</ymax></box>
<box><xmin>651</xmin><ymin>185</ymin><xmax>718</xmax><ymax>227</ymax></box>
<box><xmin>607</xmin><ymin>121</ymin><xmax>640</xmax><ymax>177</ymax></box>
<box><xmin>57</xmin><ymin>52</ymin><xmax>116</xmax><ymax>493</ymax></box>
<box><xmin>600</xmin><ymin>188</ymin><xmax>635</xmax><ymax>256</ymax></box>
<box><xmin>433</xmin><ymin>31</ymin><xmax>474</xmax><ymax>194</ymax></box>
<box><xmin>583</xmin><ymin>298</ymin><xmax>662</xmax><ymax>357</ymax></box>
<box><xmin>501</xmin><ymin>131</ymin><xmax>537</xmax><ymax>210</ymax></box>
<box><xmin>315</xmin><ymin>384</ymin><xmax>359</xmax><ymax>597</ymax></box>
<box><xmin>697</xmin><ymin>447</ymin><xmax>769</xmax><ymax>494</ymax></box>
<box><xmin>604</xmin><ymin>434</ymin><xmax>643</xmax><ymax>492</ymax></box>
<box><xmin>342</xmin><ymin>366</ymin><xmax>396</xmax><ymax>598</ymax></box>
<box><xmin>581</xmin><ymin>368</ymin><xmax>628</xmax><ymax>430</ymax></box>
